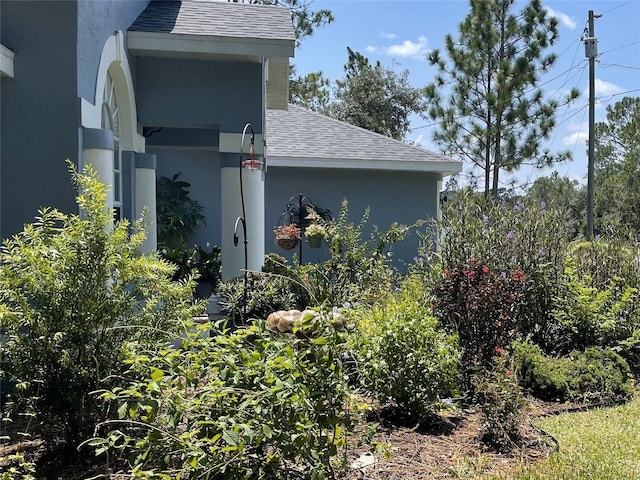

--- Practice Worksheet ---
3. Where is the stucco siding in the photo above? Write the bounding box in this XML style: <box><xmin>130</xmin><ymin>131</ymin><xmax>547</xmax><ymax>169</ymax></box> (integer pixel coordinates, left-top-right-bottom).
<box><xmin>0</xmin><ymin>1</ymin><xmax>79</xmax><ymax>238</ymax></box>
<box><xmin>135</xmin><ymin>57</ymin><xmax>263</xmax><ymax>133</ymax></box>
<box><xmin>76</xmin><ymin>0</ymin><xmax>148</xmax><ymax>103</ymax></box>
<box><xmin>265</xmin><ymin>168</ymin><xmax>441</xmax><ymax>267</ymax></box>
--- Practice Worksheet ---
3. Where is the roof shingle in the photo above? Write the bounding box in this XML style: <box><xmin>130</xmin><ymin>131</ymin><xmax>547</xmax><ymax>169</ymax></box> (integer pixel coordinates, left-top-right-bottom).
<box><xmin>129</xmin><ymin>1</ymin><xmax>295</xmax><ymax>42</ymax></box>
<box><xmin>266</xmin><ymin>105</ymin><xmax>461</xmax><ymax>174</ymax></box>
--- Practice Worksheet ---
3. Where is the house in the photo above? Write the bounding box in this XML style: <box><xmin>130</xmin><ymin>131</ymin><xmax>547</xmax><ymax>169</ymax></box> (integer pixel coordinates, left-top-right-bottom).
<box><xmin>264</xmin><ymin>105</ymin><xmax>461</xmax><ymax>266</ymax></box>
<box><xmin>0</xmin><ymin>0</ymin><xmax>460</xmax><ymax>279</ymax></box>
<box><xmin>1</xmin><ymin>0</ymin><xmax>294</xmax><ymax>280</ymax></box>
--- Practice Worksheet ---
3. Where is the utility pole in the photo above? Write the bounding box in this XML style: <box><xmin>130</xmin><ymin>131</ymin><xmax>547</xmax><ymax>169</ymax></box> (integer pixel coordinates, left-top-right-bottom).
<box><xmin>585</xmin><ymin>10</ymin><xmax>601</xmax><ymax>239</ymax></box>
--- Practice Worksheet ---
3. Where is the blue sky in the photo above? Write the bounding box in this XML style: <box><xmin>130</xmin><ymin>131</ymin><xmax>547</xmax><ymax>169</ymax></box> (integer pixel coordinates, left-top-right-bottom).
<box><xmin>292</xmin><ymin>0</ymin><xmax>640</xmax><ymax>191</ymax></box>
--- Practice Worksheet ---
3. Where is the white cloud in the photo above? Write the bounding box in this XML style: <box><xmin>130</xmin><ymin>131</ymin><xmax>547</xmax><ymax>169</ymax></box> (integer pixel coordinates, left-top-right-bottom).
<box><xmin>545</xmin><ymin>7</ymin><xmax>577</xmax><ymax>29</ymax></box>
<box><xmin>386</xmin><ymin>35</ymin><xmax>428</xmax><ymax>58</ymax></box>
<box><xmin>365</xmin><ymin>45</ymin><xmax>379</xmax><ymax>54</ymax></box>
<box><xmin>561</xmin><ymin>130</ymin><xmax>588</xmax><ymax>146</ymax></box>
<box><xmin>594</xmin><ymin>78</ymin><xmax>624</xmax><ymax>98</ymax></box>
<box><xmin>380</xmin><ymin>32</ymin><xmax>397</xmax><ymax>40</ymax></box>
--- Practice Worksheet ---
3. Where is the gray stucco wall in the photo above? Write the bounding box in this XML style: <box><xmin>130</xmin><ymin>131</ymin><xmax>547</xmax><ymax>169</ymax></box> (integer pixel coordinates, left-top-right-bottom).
<box><xmin>0</xmin><ymin>1</ymin><xmax>79</xmax><ymax>238</ymax></box>
<box><xmin>135</xmin><ymin>57</ymin><xmax>264</xmax><ymax>133</ymax></box>
<box><xmin>76</xmin><ymin>0</ymin><xmax>148</xmax><ymax>104</ymax></box>
<box><xmin>265</xmin><ymin>167</ymin><xmax>441</xmax><ymax>268</ymax></box>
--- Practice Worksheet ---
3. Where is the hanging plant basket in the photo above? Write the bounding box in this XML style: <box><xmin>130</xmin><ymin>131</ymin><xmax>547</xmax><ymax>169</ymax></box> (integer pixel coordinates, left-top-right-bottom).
<box><xmin>274</xmin><ymin>224</ymin><xmax>301</xmax><ymax>251</ymax></box>
<box><xmin>277</xmin><ymin>237</ymin><xmax>300</xmax><ymax>250</ymax></box>
<box><xmin>307</xmin><ymin>235</ymin><xmax>322</xmax><ymax>248</ymax></box>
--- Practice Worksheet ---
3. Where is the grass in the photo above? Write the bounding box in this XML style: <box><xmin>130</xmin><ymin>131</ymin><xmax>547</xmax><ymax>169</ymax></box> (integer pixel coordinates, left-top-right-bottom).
<box><xmin>498</xmin><ymin>394</ymin><xmax>640</xmax><ymax>479</ymax></box>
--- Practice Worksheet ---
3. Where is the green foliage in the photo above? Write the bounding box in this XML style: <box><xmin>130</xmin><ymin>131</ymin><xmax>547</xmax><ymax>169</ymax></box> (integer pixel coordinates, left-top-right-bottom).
<box><xmin>90</xmin><ymin>317</ymin><xmax>354</xmax><ymax>479</ymax></box>
<box><xmin>299</xmin><ymin>199</ymin><xmax>412</xmax><ymax>308</ymax></box>
<box><xmin>426</xmin><ymin>190</ymin><xmax>572</xmax><ymax>358</ymax></box>
<box><xmin>348</xmin><ymin>276</ymin><xmax>459</xmax><ymax>421</ymax></box>
<box><xmin>289</xmin><ymin>65</ymin><xmax>331</xmax><ymax>111</ymax></box>
<box><xmin>595</xmin><ymin>97</ymin><xmax>640</xmax><ymax>234</ymax></box>
<box><xmin>524</xmin><ymin>171</ymin><xmax>586</xmax><ymax>239</ymax></box>
<box><xmin>431</xmin><ymin>258</ymin><xmax>526</xmax><ymax>390</ymax></box>
<box><xmin>156</xmin><ymin>172</ymin><xmax>205</xmax><ymax>249</ymax></box>
<box><xmin>551</xmin><ymin>241</ymin><xmax>640</xmax><ymax>361</ymax></box>
<box><xmin>160</xmin><ymin>244</ymin><xmax>222</xmax><ymax>298</ymax></box>
<box><xmin>0</xmin><ymin>163</ymin><xmax>199</xmax><ymax>447</ymax></box>
<box><xmin>218</xmin><ymin>270</ymin><xmax>303</xmax><ymax>324</ymax></box>
<box><xmin>324</xmin><ymin>48</ymin><xmax>427</xmax><ymax>141</ymax></box>
<box><xmin>0</xmin><ymin>452</ymin><xmax>36</xmax><ymax>480</ymax></box>
<box><xmin>474</xmin><ymin>348</ymin><xmax>525</xmax><ymax>452</ymax></box>
<box><xmin>425</xmin><ymin>0</ymin><xmax>579</xmax><ymax>197</ymax></box>
<box><xmin>511</xmin><ymin>340</ymin><xmax>634</xmax><ymax>402</ymax></box>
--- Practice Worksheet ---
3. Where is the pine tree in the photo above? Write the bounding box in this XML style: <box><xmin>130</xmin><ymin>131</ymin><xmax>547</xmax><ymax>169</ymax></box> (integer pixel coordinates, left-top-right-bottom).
<box><xmin>425</xmin><ymin>0</ymin><xmax>579</xmax><ymax>198</ymax></box>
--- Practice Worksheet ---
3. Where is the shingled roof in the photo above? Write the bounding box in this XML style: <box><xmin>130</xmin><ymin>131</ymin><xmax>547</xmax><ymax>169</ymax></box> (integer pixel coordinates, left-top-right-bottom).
<box><xmin>266</xmin><ymin>105</ymin><xmax>461</xmax><ymax>174</ymax></box>
<box><xmin>130</xmin><ymin>1</ymin><xmax>294</xmax><ymax>41</ymax></box>
<box><xmin>128</xmin><ymin>1</ymin><xmax>295</xmax><ymax>59</ymax></box>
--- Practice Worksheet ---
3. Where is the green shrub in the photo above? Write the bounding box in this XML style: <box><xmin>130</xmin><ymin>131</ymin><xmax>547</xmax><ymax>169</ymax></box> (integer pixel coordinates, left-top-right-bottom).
<box><xmin>0</xmin><ymin>164</ymin><xmax>199</xmax><ymax>447</ymax></box>
<box><xmin>474</xmin><ymin>348</ymin><xmax>526</xmax><ymax>452</ymax></box>
<box><xmin>89</xmin><ymin>317</ymin><xmax>354</xmax><ymax>479</ymax></box>
<box><xmin>552</xmin><ymin>240</ymin><xmax>640</xmax><ymax>363</ymax></box>
<box><xmin>512</xmin><ymin>340</ymin><xmax>633</xmax><ymax>402</ymax></box>
<box><xmin>431</xmin><ymin>258</ymin><xmax>526</xmax><ymax>391</ymax></box>
<box><xmin>300</xmin><ymin>200</ymin><xmax>414</xmax><ymax>308</ymax></box>
<box><xmin>424</xmin><ymin>191</ymin><xmax>571</xmax><ymax>352</ymax></box>
<box><xmin>348</xmin><ymin>276</ymin><xmax>459</xmax><ymax>422</ymax></box>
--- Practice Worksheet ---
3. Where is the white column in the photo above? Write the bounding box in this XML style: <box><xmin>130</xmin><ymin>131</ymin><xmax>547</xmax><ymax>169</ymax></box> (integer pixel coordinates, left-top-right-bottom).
<box><xmin>82</xmin><ymin>128</ymin><xmax>114</xmax><ymax>218</ymax></box>
<box><xmin>220</xmin><ymin>165</ymin><xmax>265</xmax><ymax>280</ymax></box>
<box><xmin>133</xmin><ymin>153</ymin><xmax>157</xmax><ymax>253</ymax></box>
<box><xmin>135</xmin><ymin>171</ymin><xmax>156</xmax><ymax>252</ymax></box>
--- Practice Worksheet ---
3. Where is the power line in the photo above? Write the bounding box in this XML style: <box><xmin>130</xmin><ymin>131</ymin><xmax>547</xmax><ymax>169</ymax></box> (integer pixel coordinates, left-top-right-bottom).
<box><xmin>597</xmin><ymin>61</ymin><xmax>640</xmax><ymax>71</ymax></box>
<box><xmin>599</xmin><ymin>41</ymin><xmax>640</xmax><ymax>56</ymax></box>
<box><xmin>601</xmin><ymin>0</ymin><xmax>634</xmax><ymax>15</ymax></box>
<box><xmin>596</xmin><ymin>88</ymin><xmax>640</xmax><ymax>103</ymax></box>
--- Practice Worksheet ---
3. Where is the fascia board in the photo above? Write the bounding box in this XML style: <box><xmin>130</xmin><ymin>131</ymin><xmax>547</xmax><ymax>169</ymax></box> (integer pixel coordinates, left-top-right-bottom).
<box><xmin>127</xmin><ymin>31</ymin><xmax>294</xmax><ymax>58</ymax></box>
<box><xmin>268</xmin><ymin>156</ymin><xmax>463</xmax><ymax>174</ymax></box>
<box><xmin>0</xmin><ymin>43</ymin><xmax>15</xmax><ymax>78</ymax></box>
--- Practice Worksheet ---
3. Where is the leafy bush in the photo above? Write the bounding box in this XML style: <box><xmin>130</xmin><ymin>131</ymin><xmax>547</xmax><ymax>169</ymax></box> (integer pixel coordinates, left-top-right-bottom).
<box><xmin>474</xmin><ymin>348</ymin><xmax>526</xmax><ymax>452</ymax></box>
<box><xmin>348</xmin><ymin>276</ymin><xmax>459</xmax><ymax>421</ymax></box>
<box><xmin>300</xmin><ymin>200</ymin><xmax>414</xmax><ymax>308</ymax></box>
<box><xmin>552</xmin><ymin>240</ymin><xmax>640</xmax><ymax>362</ymax></box>
<box><xmin>90</xmin><ymin>317</ymin><xmax>354</xmax><ymax>479</ymax></box>
<box><xmin>512</xmin><ymin>340</ymin><xmax>634</xmax><ymax>402</ymax></box>
<box><xmin>217</xmin><ymin>254</ymin><xmax>307</xmax><ymax>324</ymax></box>
<box><xmin>425</xmin><ymin>191</ymin><xmax>572</xmax><ymax>352</ymax></box>
<box><xmin>160</xmin><ymin>244</ymin><xmax>222</xmax><ymax>298</ymax></box>
<box><xmin>431</xmin><ymin>258</ymin><xmax>526</xmax><ymax>391</ymax></box>
<box><xmin>0</xmin><ymin>164</ymin><xmax>199</xmax><ymax>447</ymax></box>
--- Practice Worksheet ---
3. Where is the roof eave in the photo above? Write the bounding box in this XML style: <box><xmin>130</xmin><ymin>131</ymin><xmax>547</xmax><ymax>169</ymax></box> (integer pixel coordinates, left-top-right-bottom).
<box><xmin>267</xmin><ymin>156</ymin><xmax>463</xmax><ymax>175</ymax></box>
<box><xmin>127</xmin><ymin>31</ymin><xmax>295</xmax><ymax>58</ymax></box>
<box><xmin>0</xmin><ymin>43</ymin><xmax>15</xmax><ymax>78</ymax></box>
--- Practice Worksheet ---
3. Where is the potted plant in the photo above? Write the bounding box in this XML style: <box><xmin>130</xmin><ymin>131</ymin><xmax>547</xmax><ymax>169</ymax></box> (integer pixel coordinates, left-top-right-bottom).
<box><xmin>274</xmin><ymin>224</ymin><xmax>301</xmax><ymax>250</ymax></box>
<box><xmin>304</xmin><ymin>223</ymin><xmax>326</xmax><ymax>248</ymax></box>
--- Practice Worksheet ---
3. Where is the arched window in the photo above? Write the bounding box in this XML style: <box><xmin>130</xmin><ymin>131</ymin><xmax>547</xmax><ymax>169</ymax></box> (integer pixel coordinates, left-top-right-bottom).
<box><xmin>101</xmin><ymin>70</ymin><xmax>122</xmax><ymax>220</ymax></box>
